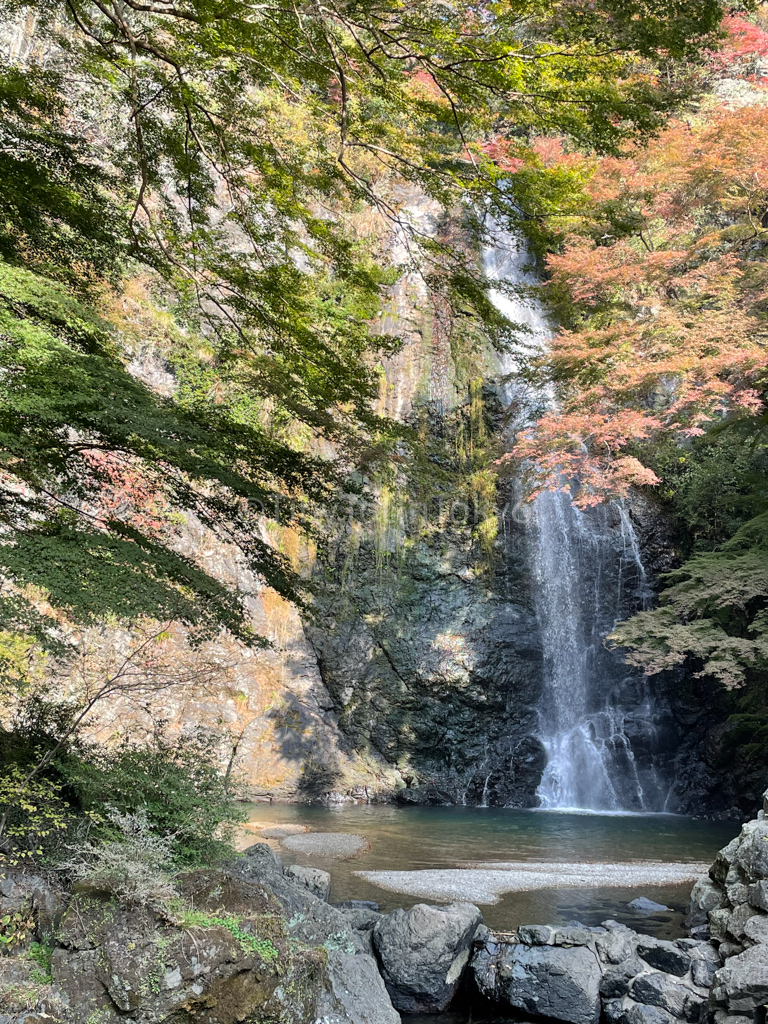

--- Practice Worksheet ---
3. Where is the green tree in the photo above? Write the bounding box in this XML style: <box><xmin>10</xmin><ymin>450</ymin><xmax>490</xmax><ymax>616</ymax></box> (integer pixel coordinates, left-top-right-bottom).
<box><xmin>0</xmin><ymin>0</ymin><xmax>725</xmax><ymax>647</ymax></box>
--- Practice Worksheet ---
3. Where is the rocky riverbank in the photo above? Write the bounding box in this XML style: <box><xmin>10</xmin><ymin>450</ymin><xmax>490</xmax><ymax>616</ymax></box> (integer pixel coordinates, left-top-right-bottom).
<box><xmin>2</xmin><ymin>793</ymin><xmax>768</xmax><ymax>1024</ymax></box>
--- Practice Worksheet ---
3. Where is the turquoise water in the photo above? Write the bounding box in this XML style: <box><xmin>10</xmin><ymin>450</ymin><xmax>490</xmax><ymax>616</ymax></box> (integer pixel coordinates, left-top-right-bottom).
<box><xmin>239</xmin><ymin>803</ymin><xmax>736</xmax><ymax>938</ymax></box>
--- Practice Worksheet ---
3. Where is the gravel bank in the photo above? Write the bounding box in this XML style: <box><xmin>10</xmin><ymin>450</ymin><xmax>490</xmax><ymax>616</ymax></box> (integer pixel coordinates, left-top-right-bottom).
<box><xmin>355</xmin><ymin>861</ymin><xmax>710</xmax><ymax>904</ymax></box>
<box><xmin>281</xmin><ymin>832</ymin><xmax>370</xmax><ymax>859</ymax></box>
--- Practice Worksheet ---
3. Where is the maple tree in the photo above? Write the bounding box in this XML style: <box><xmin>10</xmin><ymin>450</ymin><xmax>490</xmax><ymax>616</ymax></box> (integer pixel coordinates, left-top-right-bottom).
<box><xmin>509</xmin><ymin>102</ymin><xmax>768</xmax><ymax>506</ymax></box>
<box><xmin>494</xmin><ymin>12</ymin><xmax>768</xmax><ymax>697</ymax></box>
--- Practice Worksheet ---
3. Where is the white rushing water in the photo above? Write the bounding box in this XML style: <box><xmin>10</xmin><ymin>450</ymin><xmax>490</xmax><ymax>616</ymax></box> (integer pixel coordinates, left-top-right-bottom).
<box><xmin>484</xmin><ymin>219</ymin><xmax>666</xmax><ymax>813</ymax></box>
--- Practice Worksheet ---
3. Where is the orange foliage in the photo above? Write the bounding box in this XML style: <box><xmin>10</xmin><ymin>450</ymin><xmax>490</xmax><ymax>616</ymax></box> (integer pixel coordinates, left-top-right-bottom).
<box><xmin>707</xmin><ymin>14</ymin><xmax>768</xmax><ymax>78</ymax></box>
<box><xmin>80</xmin><ymin>450</ymin><xmax>169</xmax><ymax>535</ymax></box>
<box><xmin>506</xmin><ymin>90</ymin><xmax>768</xmax><ymax>505</ymax></box>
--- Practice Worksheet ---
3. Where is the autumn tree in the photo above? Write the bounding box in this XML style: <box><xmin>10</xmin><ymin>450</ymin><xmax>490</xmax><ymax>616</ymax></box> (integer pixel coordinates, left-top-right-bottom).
<box><xmin>497</xmin><ymin>14</ymin><xmax>768</xmax><ymax>693</ymax></box>
<box><xmin>0</xmin><ymin>0</ymin><xmax>727</xmax><ymax>654</ymax></box>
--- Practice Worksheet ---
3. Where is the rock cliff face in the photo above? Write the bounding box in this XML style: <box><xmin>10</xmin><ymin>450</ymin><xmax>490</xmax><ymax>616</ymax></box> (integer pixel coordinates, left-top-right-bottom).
<box><xmin>72</xmin><ymin>195</ymin><xmax>762</xmax><ymax>815</ymax></box>
<box><xmin>306</xmin><ymin>471</ymin><xmax>547</xmax><ymax>807</ymax></box>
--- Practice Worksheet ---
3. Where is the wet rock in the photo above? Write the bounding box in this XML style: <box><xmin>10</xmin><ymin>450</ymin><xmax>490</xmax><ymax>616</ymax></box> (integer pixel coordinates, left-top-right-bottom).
<box><xmin>628</xmin><ymin>898</ymin><xmax>671</xmax><ymax>914</ymax></box>
<box><xmin>599</xmin><ymin>958</ymin><xmax>644</xmax><ymax>999</ymax></box>
<box><xmin>284</xmin><ymin>864</ymin><xmax>331</xmax><ymax>901</ymax></box>
<box><xmin>636</xmin><ymin>937</ymin><xmax>691</xmax><ymax>977</ymax></box>
<box><xmin>336</xmin><ymin>900</ymin><xmax>380</xmax><ymax>911</ymax></box>
<box><xmin>630</xmin><ymin>973</ymin><xmax>706</xmax><ymax>1022</ymax></box>
<box><xmin>314</xmin><ymin>951</ymin><xmax>400</xmax><ymax>1024</ymax></box>
<box><xmin>517</xmin><ymin>924</ymin><xmax>556</xmax><ymax>945</ymax></box>
<box><xmin>473</xmin><ymin>942</ymin><xmax>601</xmax><ymax>1024</ymax></box>
<box><xmin>711</xmin><ymin>944</ymin><xmax>768</xmax><ymax>1016</ymax></box>
<box><xmin>373</xmin><ymin>902</ymin><xmax>481</xmax><ymax>1013</ymax></box>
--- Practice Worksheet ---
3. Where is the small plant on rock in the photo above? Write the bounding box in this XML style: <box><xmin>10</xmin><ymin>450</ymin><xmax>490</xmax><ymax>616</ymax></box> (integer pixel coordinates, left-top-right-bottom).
<box><xmin>63</xmin><ymin>808</ymin><xmax>178</xmax><ymax>912</ymax></box>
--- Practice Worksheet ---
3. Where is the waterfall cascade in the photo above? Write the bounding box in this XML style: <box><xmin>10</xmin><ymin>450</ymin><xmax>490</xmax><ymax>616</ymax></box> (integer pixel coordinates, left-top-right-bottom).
<box><xmin>484</xmin><ymin>223</ymin><xmax>669</xmax><ymax>813</ymax></box>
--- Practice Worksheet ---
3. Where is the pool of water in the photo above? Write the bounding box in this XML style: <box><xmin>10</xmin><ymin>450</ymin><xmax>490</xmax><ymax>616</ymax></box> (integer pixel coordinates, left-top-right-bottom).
<box><xmin>237</xmin><ymin>803</ymin><xmax>736</xmax><ymax>939</ymax></box>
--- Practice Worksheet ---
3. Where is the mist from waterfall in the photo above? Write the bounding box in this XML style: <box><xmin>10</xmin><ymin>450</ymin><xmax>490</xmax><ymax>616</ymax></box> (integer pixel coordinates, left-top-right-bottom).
<box><xmin>484</xmin><ymin>220</ymin><xmax>668</xmax><ymax>813</ymax></box>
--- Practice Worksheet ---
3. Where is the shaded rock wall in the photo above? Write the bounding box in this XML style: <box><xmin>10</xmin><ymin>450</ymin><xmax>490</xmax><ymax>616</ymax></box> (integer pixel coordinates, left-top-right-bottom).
<box><xmin>65</xmin><ymin>192</ymin><xmax>760</xmax><ymax>814</ymax></box>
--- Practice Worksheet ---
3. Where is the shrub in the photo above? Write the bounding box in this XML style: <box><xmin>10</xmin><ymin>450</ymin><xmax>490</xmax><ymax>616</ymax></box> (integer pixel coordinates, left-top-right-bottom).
<box><xmin>60</xmin><ymin>727</ymin><xmax>246</xmax><ymax>865</ymax></box>
<box><xmin>62</xmin><ymin>808</ymin><xmax>178</xmax><ymax>912</ymax></box>
<box><xmin>0</xmin><ymin>765</ymin><xmax>74</xmax><ymax>867</ymax></box>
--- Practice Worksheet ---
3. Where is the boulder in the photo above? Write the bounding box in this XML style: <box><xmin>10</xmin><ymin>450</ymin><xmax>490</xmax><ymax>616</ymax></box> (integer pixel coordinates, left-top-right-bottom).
<box><xmin>709</xmin><ymin>908</ymin><xmax>732</xmax><ymax>944</ymax></box>
<box><xmin>338</xmin><ymin>907</ymin><xmax>382</xmax><ymax>957</ymax></box>
<box><xmin>229</xmin><ymin>849</ymin><xmax>358</xmax><ymax>952</ymax></box>
<box><xmin>636</xmin><ymin>937</ymin><xmax>691</xmax><ymax>977</ymax></box>
<box><xmin>284</xmin><ymin>865</ymin><xmax>331</xmax><ymax>901</ymax></box>
<box><xmin>717</xmin><ymin>941</ymin><xmax>744</xmax><ymax>960</ymax></box>
<box><xmin>679</xmin><ymin>941</ymin><xmax>721</xmax><ymax>988</ymax></box>
<box><xmin>596</xmin><ymin>922</ymin><xmax>638</xmax><ymax>965</ymax></box>
<box><xmin>599</xmin><ymin>958</ymin><xmax>644</xmax><ymax>999</ymax></box>
<box><xmin>713</xmin><ymin>1013</ymin><xmax>754</xmax><ymax>1024</ymax></box>
<box><xmin>314</xmin><ymin>951</ymin><xmax>401</xmax><ymax>1024</ymax></box>
<box><xmin>373</xmin><ymin>902</ymin><xmax>481</xmax><ymax>1013</ymax></box>
<box><xmin>724</xmin><ymin>902</ymin><xmax>760</xmax><ymax>942</ymax></box>
<box><xmin>232</xmin><ymin>842</ymin><xmax>285</xmax><ymax>881</ymax></box>
<box><xmin>742</xmin><ymin>911</ymin><xmax>768</xmax><ymax>944</ymax></box>
<box><xmin>628</xmin><ymin>898</ymin><xmax>671</xmax><ymax>914</ymax></box>
<box><xmin>0</xmin><ymin>870</ymin><xmax>66</xmax><ymax>943</ymax></box>
<box><xmin>731</xmin><ymin>822</ymin><xmax>768</xmax><ymax>882</ymax></box>
<box><xmin>622</xmin><ymin>1002</ymin><xmax>677</xmax><ymax>1024</ymax></box>
<box><xmin>631</xmin><ymin>973</ymin><xmax>706</xmax><ymax>1022</ymax></box>
<box><xmin>711</xmin><ymin>944</ymin><xmax>768</xmax><ymax>1016</ymax></box>
<box><xmin>711</xmin><ymin>837</ymin><xmax>742</xmax><ymax>886</ymax></box>
<box><xmin>472</xmin><ymin>941</ymin><xmax>601</xmax><ymax>1024</ymax></box>
<box><xmin>747</xmin><ymin>879</ymin><xmax>768</xmax><ymax>911</ymax></box>
<box><xmin>687</xmin><ymin>877</ymin><xmax>726</xmax><ymax>930</ymax></box>
<box><xmin>51</xmin><ymin>892</ymin><xmax>321</xmax><ymax>1024</ymax></box>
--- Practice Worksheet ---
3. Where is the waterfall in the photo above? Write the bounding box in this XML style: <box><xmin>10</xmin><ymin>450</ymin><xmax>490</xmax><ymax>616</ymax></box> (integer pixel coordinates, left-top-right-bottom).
<box><xmin>484</xmin><ymin>220</ymin><xmax>668</xmax><ymax>813</ymax></box>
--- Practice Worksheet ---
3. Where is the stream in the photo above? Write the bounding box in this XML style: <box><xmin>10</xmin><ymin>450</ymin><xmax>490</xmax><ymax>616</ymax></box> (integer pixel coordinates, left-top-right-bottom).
<box><xmin>237</xmin><ymin>803</ymin><xmax>734</xmax><ymax>939</ymax></box>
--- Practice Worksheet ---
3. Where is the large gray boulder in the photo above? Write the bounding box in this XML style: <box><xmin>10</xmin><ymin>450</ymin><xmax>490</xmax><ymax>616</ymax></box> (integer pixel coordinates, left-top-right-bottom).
<box><xmin>314</xmin><ymin>951</ymin><xmax>401</xmax><ymax>1024</ymax></box>
<box><xmin>605</xmin><ymin>997</ymin><xmax>676</xmax><ymax>1024</ymax></box>
<box><xmin>596</xmin><ymin>922</ymin><xmax>638</xmax><ymax>965</ymax></box>
<box><xmin>372</xmin><ymin>902</ymin><xmax>481</xmax><ymax>1013</ymax></box>
<box><xmin>731</xmin><ymin>822</ymin><xmax>768</xmax><ymax>882</ymax></box>
<box><xmin>630</xmin><ymin>972</ymin><xmax>706</xmax><ymax>1022</ymax></box>
<box><xmin>231</xmin><ymin>845</ymin><xmax>359</xmax><ymax>952</ymax></box>
<box><xmin>284</xmin><ymin>864</ymin><xmax>332</xmax><ymax>902</ymax></box>
<box><xmin>711</xmin><ymin>944</ymin><xmax>768</xmax><ymax>1016</ymax></box>
<box><xmin>687</xmin><ymin>876</ymin><xmax>726</xmax><ymax>931</ymax></box>
<box><xmin>473</xmin><ymin>941</ymin><xmax>601</xmax><ymax>1024</ymax></box>
<box><xmin>636</xmin><ymin>937</ymin><xmax>691</xmax><ymax>977</ymax></box>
